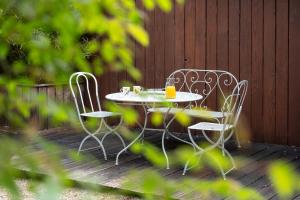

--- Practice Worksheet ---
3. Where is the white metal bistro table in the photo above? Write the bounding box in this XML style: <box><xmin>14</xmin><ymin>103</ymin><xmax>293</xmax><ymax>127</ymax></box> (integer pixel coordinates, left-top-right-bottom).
<box><xmin>105</xmin><ymin>91</ymin><xmax>203</xmax><ymax>168</ymax></box>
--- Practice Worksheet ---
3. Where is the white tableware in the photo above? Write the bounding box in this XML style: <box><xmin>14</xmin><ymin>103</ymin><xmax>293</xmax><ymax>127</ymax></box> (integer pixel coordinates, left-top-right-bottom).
<box><xmin>120</xmin><ymin>87</ymin><xmax>130</xmax><ymax>95</ymax></box>
<box><xmin>133</xmin><ymin>86</ymin><xmax>143</xmax><ymax>94</ymax></box>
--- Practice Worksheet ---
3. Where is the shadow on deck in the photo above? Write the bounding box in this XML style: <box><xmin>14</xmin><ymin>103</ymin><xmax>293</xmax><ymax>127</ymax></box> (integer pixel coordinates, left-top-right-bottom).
<box><xmin>33</xmin><ymin>128</ymin><xmax>300</xmax><ymax>200</ymax></box>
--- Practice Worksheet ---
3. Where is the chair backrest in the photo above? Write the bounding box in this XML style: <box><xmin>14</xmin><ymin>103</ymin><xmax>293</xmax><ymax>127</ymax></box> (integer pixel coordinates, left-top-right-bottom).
<box><xmin>167</xmin><ymin>69</ymin><xmax>239</xmax><ymax>109</ymax></box>
<box><xmin>222</xmin><ymin>80</ymin><xmax>248</xmax><ymax>126</ymax></box>
<box><xmin>69</xmin><ymin>72</ymin><xmax>101</xmax><ymax>116</ymax></box>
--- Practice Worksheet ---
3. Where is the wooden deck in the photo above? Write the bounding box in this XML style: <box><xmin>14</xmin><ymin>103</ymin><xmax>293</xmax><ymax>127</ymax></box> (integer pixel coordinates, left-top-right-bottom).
<box><xmin>31</xmin><ymin>128</ymin><xmax>300</xmax><ymax>199</ymax></box>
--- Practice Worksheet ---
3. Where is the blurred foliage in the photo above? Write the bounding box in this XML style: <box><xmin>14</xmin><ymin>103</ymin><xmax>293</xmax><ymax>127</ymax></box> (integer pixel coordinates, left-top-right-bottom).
<box><xmin>0</xmin><ymin>0</ymin><xmax>183</xmax><ymax>199</ymax></box>
<box><xmin>124</xmin><ymin>169</ymin><xmax>264</xmax><ymax>200</ymax></box>
<box><xmin>268</xmin><ymin>161</ymin><xmax>300</xmax><ymax>199</ymax></box>
<box><xmin>0</xmin><ymin>0</ymin><xmax>300</xmax><ymax>200</ymax></box>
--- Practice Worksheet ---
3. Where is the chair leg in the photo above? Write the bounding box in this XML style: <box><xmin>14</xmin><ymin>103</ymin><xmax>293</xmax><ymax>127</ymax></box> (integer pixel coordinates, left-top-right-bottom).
<box><xmin>78</xmin><ymin>134</ymin><xmax>92</xmax><ymax>154</ymax></box>
<box><xmin>91</xmin><ymin>134</ymin><xmax>107</xmax><ymax>160</ymax></box>
<box><xmin>162</xmin><ymin>130</ymin><xmax>170</xmax><ymax>169</ymax></box>
<box><xmin>102</xmin><ymin>121</ymin><xmax>127</xmax><ymax>150</ymax></box>
<box><xmin>234</xmin><ymin>131</ymin><xmax>241</xmax><ymax>148</ymax></box>
<box><xmin>222</xmin><ymin>135</ymin><xmax>225</xmax><ymax>156</ymax></box>
<box><xmin>78</xmin><ymin>133</ymin><xmax>107</xmax><ymax>160</ymax></box>
<box><xmin>183</xmin><ymin>129</ymin><xmax>229</xmax><ymax>180</ymax></box>
<box><xmin>182</xmin><ymin>160</ymin><xmax>190</xmax><ymax>175</ymax></box>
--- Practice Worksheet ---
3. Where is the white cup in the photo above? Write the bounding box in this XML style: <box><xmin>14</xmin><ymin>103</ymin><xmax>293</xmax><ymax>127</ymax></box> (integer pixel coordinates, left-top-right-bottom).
<box><xmin>120</xmin><ymin>87</ymin><xmax>130</xmax><ymax>95</ymax></box>
<box><xmin>133</xmin><ymin>86</ymin><xmax>143</xmax><ymax>94</ymax></box>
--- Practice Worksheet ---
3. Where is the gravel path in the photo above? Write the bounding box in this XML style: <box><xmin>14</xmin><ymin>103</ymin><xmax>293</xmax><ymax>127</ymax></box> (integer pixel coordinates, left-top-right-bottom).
<box><xmin>0</xmin><ymin>180</ymin><xmax>138</xmax><ymax>200</ymax></box>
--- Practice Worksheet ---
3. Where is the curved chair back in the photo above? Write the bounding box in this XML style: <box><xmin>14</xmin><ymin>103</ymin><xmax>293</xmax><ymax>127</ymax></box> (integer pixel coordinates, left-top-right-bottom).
<box><xmin>167</xmin><ymin>69</ymin><xmax>239</xmax><ymax>110</ymax></box>
<box><xmin>69</xmin><ymin>72</ymin><xmax>101</xmax><ymax>116</ymax></box>
<box><xmin>222</xmin><ymin>80</ymin><xmax>248</xmax><ymax>127</ymax></box>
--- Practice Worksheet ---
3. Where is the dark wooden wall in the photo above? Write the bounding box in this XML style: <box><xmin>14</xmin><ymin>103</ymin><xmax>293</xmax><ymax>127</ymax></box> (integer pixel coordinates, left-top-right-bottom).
<box><xmin>99</xmin><ymin>0</ymin><xmax>300</xmax><ymax>146</ymax></box>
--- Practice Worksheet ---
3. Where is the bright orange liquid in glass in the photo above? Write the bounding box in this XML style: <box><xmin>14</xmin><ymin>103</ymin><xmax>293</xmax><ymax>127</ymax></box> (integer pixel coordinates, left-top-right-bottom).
<box><xmin>165</xmin><ymin>86</ymin><xmax>176</xmax><ymax>99</ymax></box>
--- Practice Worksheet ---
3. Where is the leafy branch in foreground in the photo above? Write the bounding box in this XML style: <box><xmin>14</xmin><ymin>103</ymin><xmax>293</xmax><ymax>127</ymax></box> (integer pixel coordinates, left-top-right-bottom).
<box><xmin>0</xmin><ymin>0</ymin><xmax>184</xmax><ymax>199</ymax></box>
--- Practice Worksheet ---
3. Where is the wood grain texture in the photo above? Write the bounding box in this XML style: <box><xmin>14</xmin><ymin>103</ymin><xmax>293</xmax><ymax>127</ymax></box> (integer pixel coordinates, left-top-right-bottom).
<box><xmin>91</xmin><ymin>0</ymin><xmax>300</xmax><ymax>146</ymax></box>
<box><xmin>263</xmin><ymin>0</ymin><xmax>276</xmax><ymax>143</ymax></box>
<box><xmin>2</xmin><ymin>1</ymin><xmax>297</xmax><ymax>145</ymax></box>
<box><xmin>228</xmin><ymin>0</ymin><xmax>240</xmax><ymax>85</ymax></box>
<box><xmin>276</xmin><ymin>0</ymin><xmax>289</xmax><ymax>144</ymax></box>
<box><xmin>34</xmin><ymin>129</ymin><xmax>300</xmax><ymax>199</ymax></box>
<box><xmin>164</xmin><ymin>2</ymin><xmax>175</xmax><ymax>79</ymax></box>
<box><xmin>154</xmin><ymin>9</ymin><xmax>165</xmax><ymax>88</ymax></box>
<box><xmin>144</xmin><ymin>9</ymin><xmax>156</xmax><ymax>88</ymax></box>
<box><xmin>195</xmin><ymin>0</ymin><xmax>206</xmax><ymax>68</ymax></box>
<box><xmin>289</xmin><ymin>0</ymin><xmax>300</xmax><ymax>146</ymax></box>
<box><xmin>206</xmin><ymin>0</ymin><xmax>218</xmax><ymax>110</ymax></box>
<box><xmin>184</xmin><ymin>0</ymin><xmax>196</xmax><ymax>67</ymax></box>
<box><xmin>240</xmin><ymin>0</ymin><xmax>252</xmax><ymax>132</ymax></box>
<box><xmin>251</xmin><ymin>0</ymin><xmax>264</xmax><ymax>142</ymax></box>
<box><xmin>174</xmin><ymin>3</ymin><xmax>185</xmax><ymax>69</ymax></box>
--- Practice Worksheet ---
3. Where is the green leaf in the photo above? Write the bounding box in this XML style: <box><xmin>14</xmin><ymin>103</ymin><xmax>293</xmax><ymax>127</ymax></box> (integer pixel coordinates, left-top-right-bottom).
<box><xmin>151</xmin><ymin>112</ymin><xmax>163</xmax><ymax>126</ymax></box>
<box><xmin>176</xmin><ymin>0</ymin><xmax>185</xmax><ymax>5</ymax></box>
<box><xmin>127</xmin><ymin>24</ymin><xmax>149</xmax><ymax>46</ymax></box>
<box><xmin>268</xmin><ymin>161</ymin><xmax>297</xmax><ymax>199</ymax></box>
<box><xmin>143</xmin><ymin>0</ymin><xmax>155</xmax><ymax>10</ymax></box>
<box><xmin>156</xmin><ymin>0</ymin><xmax>172</xmax><ymax>12</ymax></box>
<box><xmin>101</xmin><ymin>41</ymin><xmax>115</xmax><ymax>62</ymax></box>
<box><xmin>175</xmin><ymin>111</ymin><xmax>191</xmax><ymax>126</ymax></box>
<box><xmin>0</xmin><ymin>43</ymin><xmax>8</xmax><ymax>59</ymax></box>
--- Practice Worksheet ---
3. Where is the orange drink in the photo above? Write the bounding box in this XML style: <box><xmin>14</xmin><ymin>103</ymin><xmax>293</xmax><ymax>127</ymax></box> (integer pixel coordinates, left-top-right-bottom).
<box><xmin>165</xmin><ymin>85</ymin><xmax>176</xmax><ymax>99</ymax></box>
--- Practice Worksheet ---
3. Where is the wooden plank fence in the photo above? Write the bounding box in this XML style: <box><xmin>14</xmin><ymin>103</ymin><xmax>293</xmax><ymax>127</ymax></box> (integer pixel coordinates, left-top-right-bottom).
<box><xmin>98</xmin><ymin>0</ymin><xmax>300</xmax><ymax>146</ymax></box>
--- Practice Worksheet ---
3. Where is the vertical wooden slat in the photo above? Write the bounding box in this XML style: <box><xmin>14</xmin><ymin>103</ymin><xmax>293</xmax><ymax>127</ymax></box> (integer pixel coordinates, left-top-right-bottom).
<box><xmin>135</xmin><ymin>0</ymin><xmax>146</xmax><ymax>86</ymax></box>
<box><xmin>174</xmin><ymin>3</ymin><xmax>185</xmax><ymax>69</ymax></box>
<box><xmin>240</xmin><ymin>0</ymin><xmax>252</xmax><ymax>131</ymax></box>
<box><xmin>206</xmin><ymin>0</ymin><xmax>218</xmax><ymax>110</ymax></box>
<box><xmin>183</xmin><ymin>0</ymin><xmax>195</xmax><ymax>106</ymax></box>
<box><xmin>184</xmin><ymin>0</ymin><xmax>195</xmax><ymax>68</ymax></box>
<box><xmin>154</xmin><ymin>8</ymin><xmax>165</xmax><ymax>88</ymax></box>
<box><xmin>217</xmin><ymin>0</ymin><xmax>229</xmax><ymax>108</ymax></box>
<box><xmin>56</xmin><ymin>86</ymin><xmax>64</xmax><ymax>104</ymax></box>
<box><xmin>194</xmin><ymin>0</ymin><xmax>207</xmax><ymax>100</ymax></box>
<box><xmin>275</xmin><ymin>0</ymin><xmax>289</xmax><ymax>144</ymax></box>
<box><xmin>164</xmin><ymin>2</ymin><xmax>175</xmax><ymax>79</ymax></box>
<box><xmin>289</xmin><ymin>0</ymin><xmax>300</xmax><ymax>146</ymax></box>
<box><xmin>263</xmin><ymin>0</ymin><xmax>276</xmax><ymax>143</ymax></box>
<box><xmin>228</xmin><ymin>0</ymin><xmax>240</xmax><ymax>84</ymax></box>
<box><xmin>39</xmin><ymin>86</ymin><xmax>48</xmax><ymax>129</ymax></box>
<box><xmin>217</xmin><ymin>0</ymin><xmax>229</xmax><ymax>69</ymax></box>
<box><xmin>31</xmin><ymin>87</ymin><xmax>40</xmax><ymax>128</ymax></box>
<box><xmin>47</xmin><ymin>86</ymin><xmax>56</xmax><ymax>129</ymax></box>
<box><xmin>251</xmin><ymin>0</ymin><xmax>264</xmax><ymax>142</ymax></box>
<box><xmin>195</xmin><ymin>0</ymin><xmax>206</xmax><ymax>68</ymax></box>
<box><xmin>145</xmin><ymin>10</ymin><xmax>155</xmax><ymax>88</ymax></box>
<box><xmin>92</xmin><ymin>1</ymin><xmax>300</xmax><ymax>146</ymax></box>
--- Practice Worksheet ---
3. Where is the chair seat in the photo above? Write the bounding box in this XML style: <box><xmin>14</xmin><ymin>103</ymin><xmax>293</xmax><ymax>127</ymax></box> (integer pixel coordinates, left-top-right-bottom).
<box><xmin>147</xmin><ymin>107</ymin><xmax>230</xmax><ymax>119</ymax></box>
<box><xmin>80</xmin><ymin>111</ymin><xmax>120</xmax><ymax>118</ymax></box>
<box><xmin>188</xmin><ymin>122</ymin><xmax>233</xmax><ymax>131</ymax></box>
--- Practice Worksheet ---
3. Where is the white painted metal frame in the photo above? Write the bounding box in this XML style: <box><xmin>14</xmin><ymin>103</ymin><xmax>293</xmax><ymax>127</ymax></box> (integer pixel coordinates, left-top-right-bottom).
<box><xmin>105</xmin><ymin>92</ymin><xmax>202</xmax><ymax>167</ymax></box>
<box><xmin>182</xmin><ymin>80</ymin><xmax>248</xmax><ymax>179</ymax></box>
<box><xmin>148</xmin><ymin>69</ymin><xmax>242</xmax><ymax>146</ymax></box>
<box><xmin>69</xmin><ymin>72</ymin><xmax>126</xmax><ymax>160</ymax></box>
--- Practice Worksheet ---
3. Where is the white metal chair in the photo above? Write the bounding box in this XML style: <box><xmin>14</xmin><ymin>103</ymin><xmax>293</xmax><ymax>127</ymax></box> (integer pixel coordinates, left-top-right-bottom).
<box><xmin>147</xmin><ymin>69</ymin><xmax>241</xmax><ymax>146</ymax></box>
<box><xmin>182</xmin><ymin>80</ymin><xmax>248</xmax><ymax>179</ymax></box>
<box><xmin>69</xmin><ymin>72</ymin><xmax>126</xmax><ymax>160</ymax></box>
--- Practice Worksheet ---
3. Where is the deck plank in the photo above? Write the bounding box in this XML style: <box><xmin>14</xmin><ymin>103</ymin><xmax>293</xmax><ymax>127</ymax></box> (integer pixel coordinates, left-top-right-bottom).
<box><xmin>24</xmin><ymin>129</ymin><xmax>300</xmax><ymax>199</ymax></box>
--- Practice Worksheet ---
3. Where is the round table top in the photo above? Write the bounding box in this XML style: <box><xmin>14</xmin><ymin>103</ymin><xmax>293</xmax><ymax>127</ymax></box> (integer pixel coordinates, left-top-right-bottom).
<box><xmin>105</xmin><ymin>91</ymin><xmax>203</xmax><ymax>103</ymax></box>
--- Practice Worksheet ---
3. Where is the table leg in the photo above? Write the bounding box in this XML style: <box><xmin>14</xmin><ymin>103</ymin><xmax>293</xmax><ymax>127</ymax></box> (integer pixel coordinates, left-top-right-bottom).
<box><xmin>161</xmin><ymin>106</ymin><xmax>196</xmax><ymax>169</ymax></box>
<box><xmin>115</xmin><ymin>104</ymin><xmax>148</xmax><ymax>165</ymax></box>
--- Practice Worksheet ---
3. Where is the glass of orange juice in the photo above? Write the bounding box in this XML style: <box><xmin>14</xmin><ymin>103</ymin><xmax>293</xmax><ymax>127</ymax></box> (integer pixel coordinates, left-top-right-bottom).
<box><xmin>165</xmin><ymin>77</ymin><xmax>176</xmax><ymax>99</ymax></box>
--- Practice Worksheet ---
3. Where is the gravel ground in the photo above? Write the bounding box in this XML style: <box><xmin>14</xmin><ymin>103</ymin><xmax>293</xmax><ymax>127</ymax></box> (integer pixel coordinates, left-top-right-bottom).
<box><xmin>0</xmin><ymin>180</ymin><xmax>139</xmax><ymax>200</ymax></box>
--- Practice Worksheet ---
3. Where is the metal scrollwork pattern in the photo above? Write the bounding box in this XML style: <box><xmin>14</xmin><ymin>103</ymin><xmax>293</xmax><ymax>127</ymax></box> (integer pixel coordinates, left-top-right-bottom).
<box><xmin>167</xmin><ymin>69</ymin><xmax>239</xmax><ymax>111</ymax></box>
